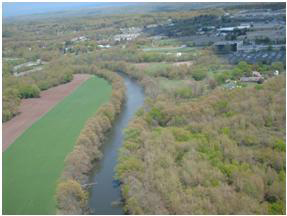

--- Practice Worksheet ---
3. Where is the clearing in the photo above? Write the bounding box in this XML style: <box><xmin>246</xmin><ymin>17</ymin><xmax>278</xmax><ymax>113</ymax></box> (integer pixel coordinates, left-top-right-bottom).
<box><xmin>3</xmin><ymin>74</ymin><xmax>90</xmax><ymax>151</ymax></box>
<box><xmin>3</xmin><ymin>75</ymin><xmax>112</xmax><ymax>214</ymax></box>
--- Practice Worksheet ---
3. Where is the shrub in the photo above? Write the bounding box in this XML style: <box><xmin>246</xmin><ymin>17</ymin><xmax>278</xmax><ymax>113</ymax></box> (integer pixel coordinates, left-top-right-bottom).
<box><xmin>56</xmin><ymin>180</ymin><xmax>88</xmax><ymax>214</ymax></box>
<box><xmin>274</xmin><ymin>139</ymin><xmax>285</xmax><ymax>152</ymax></box>
<box><xmin>268</xmin><ymin>201</ymin><xmax>285</xmax><ymax>215</ymax></box>
<box><xmin>215</xmin><ymin>71</ymin><xmax>231</xmax><ymax>84</ymax></box>
<box><xmin>214</xmin><ymin>100</ymin><xmax>229</xmax><ymax>114</ymax></box>
<box><xmin>192</xmin><ymin>69</ymin><xmax>207</xmax><ymax>81</ymax></box>
<box><xmin>148</xmin><ymin>107</ymin><xmax>167</xmax><ymax>126</ymax></box>
<box><xmin>174</xmin><ymin>87</ymin><xmax>193</xmax><ymax>99</ymax></box>
<box><xmin>19</xmin><ymin>84</ymin><xmax>40</xmax><ymax>99</ymax></box>
<box><xmin>116</xmin><ymin>156</ymin><xmax>144</xmax><ymax>179</ymax></box>
<box><xmin>172</xmin><ymin>128</ymin><xmax>190</xmax><ymax>142</ymax></box>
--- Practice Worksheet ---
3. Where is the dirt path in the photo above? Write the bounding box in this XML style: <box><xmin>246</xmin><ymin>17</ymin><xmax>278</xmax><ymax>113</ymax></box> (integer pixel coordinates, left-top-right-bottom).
<box><xmin>2</xmin><ymin>74</ymin><xmax>91</xmax><ymax>151</ymax></box>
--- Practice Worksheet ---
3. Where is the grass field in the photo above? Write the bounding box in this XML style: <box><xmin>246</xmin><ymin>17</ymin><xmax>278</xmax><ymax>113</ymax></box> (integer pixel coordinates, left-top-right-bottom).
<box><xmin>3</xmin><ymin>76</ymin><xmax>112</xmax><ymax>214</ymax></box>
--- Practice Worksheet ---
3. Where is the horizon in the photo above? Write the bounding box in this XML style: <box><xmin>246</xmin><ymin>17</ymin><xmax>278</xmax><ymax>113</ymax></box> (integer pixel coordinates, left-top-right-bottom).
<box><xmin>2</xmin><ymin>2</ymin><xmax>133</xmax><ymax>18</ymax></box>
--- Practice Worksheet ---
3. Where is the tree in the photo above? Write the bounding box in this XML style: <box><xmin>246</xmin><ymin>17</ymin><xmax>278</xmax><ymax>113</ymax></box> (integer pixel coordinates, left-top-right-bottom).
<box><xmin>271</xmin><ymin>62</ymin><xmax>284</xmax><ymax>72</ymax></box>
<box><xmin>56</xmin><ymin>180</ymin><xmax>88</xmax><ymax>214</ymax></box>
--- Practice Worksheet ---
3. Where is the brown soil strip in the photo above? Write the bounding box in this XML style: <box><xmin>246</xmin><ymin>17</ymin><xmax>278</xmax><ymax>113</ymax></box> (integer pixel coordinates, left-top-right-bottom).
<box><xmin>2</xmin><ymin>74</ymin><xmax>91</xmax><ymax>152</ymax></box>
<box><xmin>173</xmin><ymin>61</ymin><xmax>193</xmax><ymax>66</ymax></box>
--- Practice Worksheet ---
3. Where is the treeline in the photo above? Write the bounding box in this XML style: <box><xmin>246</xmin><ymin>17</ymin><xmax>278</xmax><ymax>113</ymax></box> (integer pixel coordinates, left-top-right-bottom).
<box><xmin>214</xmin><ymin>61</ymin><xmax>285</xmax><ymax>84</ymax></box>
<box><xmin>56</xmin><ymin>66</ymin><xmax>125</xmax><ymax>214</ymax></box>
<box><xmin>115</xmin><ymin>69</ymin><xmax>286</xmax><ymax>214</ymax></box>
<box><xmin>82</xmin><ymin>48</ymin><xmax>195</xmax><ymax>63</ymax></box>
<box><xmin>96</xmin><ymin>61</ymin><xmax>220</xmax><ymax>101</ymax></box>
<box><xmin>3</xmin><ymin>61</ymin><xmax>73</xmax><ymax>122</ymax></box>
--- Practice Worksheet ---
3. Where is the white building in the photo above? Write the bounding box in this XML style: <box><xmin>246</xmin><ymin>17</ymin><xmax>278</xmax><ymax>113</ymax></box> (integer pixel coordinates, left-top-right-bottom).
<box><xmin>71</xmin><ymin>36</ymin><xmax>88</xmax><ymax>42</ymax></box>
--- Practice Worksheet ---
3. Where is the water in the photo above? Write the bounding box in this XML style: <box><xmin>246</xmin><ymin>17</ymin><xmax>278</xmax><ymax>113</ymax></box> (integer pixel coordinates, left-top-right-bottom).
<box><xmin>88</xmin><ymin>72</ymin><xmax>144</xmax><ymax>215</ymax></box>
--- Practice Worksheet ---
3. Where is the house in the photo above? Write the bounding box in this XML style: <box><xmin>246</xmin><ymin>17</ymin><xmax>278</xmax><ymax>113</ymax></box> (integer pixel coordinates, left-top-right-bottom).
<box><xmin>71</xmin><ymin>36</ymin><xmax>88</xmax><ymax>42</ymax></box>
<box><xmin>252</xmin><ymin>71</ymin><xmax>262</xmax><ymax>77</ymax></box>
<box><xmin>176</xmin><ymin>52</ymin><xmax>182</xmax><ymax>57</ymax></box>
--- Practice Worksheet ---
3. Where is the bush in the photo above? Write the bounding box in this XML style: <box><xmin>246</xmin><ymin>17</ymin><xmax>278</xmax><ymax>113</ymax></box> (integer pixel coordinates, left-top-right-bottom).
<box><xmin>19</xmin><ymin>84</ymin><xmax>40</xmax><ymax>99</ymax></box>
<box><xmin>56</xmin><ymin>180</ymin><xmax>88</xmax><ymax>214</ymax></box>
<box><xmin>215</xmin><ymin>71</ymin><xmax>231</xmax><ymax>84</ymax></box>
<box><xmin>192</xmin><ymin>69</ymin><xmax>207</xmax><ymax>81</ymax></box>
<box><xmin>271</xmin><ymin>62</ymin><xmax>284</xmax><ymax>72</ymax></box>
<box><xmin>148</xmin><ymin>107</ymin><xmax>169</xmax><ymax>126</ymax></box>
<box><xmin>268</xmin><ymin>201</ymin><xmax>285</xmax><ymax>215</ymax></box>
<box><xmin>172</xmin><ymin>128</ymin><xmax>190</xmax><ymax>142</ymax></box>
<box><xmin>274</xmin><ymin>139</ymin><xmax>285</xmax><ymax>152</ymax></box>
<box><xmin>116</xmin><ymin>156</ymin><xmax>144</xmax><ymax>179</ymax></box>
<box><xmin>174</xmin><ymin>87</ymin><xmax>193</xmax><ymax>99</ymax></box>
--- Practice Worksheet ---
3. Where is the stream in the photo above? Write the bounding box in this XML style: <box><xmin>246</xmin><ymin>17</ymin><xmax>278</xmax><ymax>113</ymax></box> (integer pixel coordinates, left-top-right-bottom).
<box><xmin>88</xmin><ymin>72</ymin><xmax>144</xmax><ymax>214</ymax></box>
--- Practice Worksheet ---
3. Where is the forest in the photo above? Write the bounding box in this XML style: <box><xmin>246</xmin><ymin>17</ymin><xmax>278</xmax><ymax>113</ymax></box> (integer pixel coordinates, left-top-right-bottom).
<box><xmin>115</xmin><ymin>69</ymin><xmax>286</xmax><ymax>215</ymax></box>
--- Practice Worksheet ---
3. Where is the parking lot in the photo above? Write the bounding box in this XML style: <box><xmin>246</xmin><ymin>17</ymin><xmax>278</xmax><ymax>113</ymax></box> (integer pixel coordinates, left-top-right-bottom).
<box><xmin>227</xmin><ymin>50</ymin><xmax>286</xmax><ymax>64</ymax></box>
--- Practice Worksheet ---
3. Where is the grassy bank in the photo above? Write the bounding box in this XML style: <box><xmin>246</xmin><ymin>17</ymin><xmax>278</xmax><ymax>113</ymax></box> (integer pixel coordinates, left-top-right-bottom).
<box><xmin>56</xmin><ymin>67</ymin><xmax>126</xmax><ymax>214</ymax></box>
<box><xmin>3</xmin><ymin>76</ymin><xmax>112</xmax><ymax>214</ymax></box>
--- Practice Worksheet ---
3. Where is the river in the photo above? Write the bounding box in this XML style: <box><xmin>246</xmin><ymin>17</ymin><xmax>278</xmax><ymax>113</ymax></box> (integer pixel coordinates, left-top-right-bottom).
<box><xmin>88</xmin><ymin>72</ymin><xmax>144</xmax><ymax>214</ymax></box>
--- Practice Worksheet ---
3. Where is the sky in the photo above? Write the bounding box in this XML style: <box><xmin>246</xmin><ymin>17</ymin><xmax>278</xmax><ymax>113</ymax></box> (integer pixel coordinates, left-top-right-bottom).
<box><xmin>2</xmin><ymin>2</ymin><xmax>130</xmax><ymax>17</ymax></box>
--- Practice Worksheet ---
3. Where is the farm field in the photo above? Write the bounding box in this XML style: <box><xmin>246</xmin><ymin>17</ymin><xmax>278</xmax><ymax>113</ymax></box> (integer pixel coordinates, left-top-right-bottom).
<box><xmin>3</xmin><ymin>76</ymin><xmax>112</xmax><ymax>214</ymax></box>
<box><xmin>3</xmin><ymin>74</ymin><xmax>91</xmax><ymax>151</ymax></box>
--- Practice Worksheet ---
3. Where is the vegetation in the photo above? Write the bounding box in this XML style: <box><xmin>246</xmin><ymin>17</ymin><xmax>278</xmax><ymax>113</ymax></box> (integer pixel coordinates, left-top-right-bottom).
<box><xmin>3</xmin><ymin>76</ymin><xmax>112</xmax><ymax>214</ymax></box>
<box><xmin>56</xmin><ymin>66</ymin><xmax>125</xmax><ymax>214</ymax></box>
<box><xmin>115</xmin><ymin>74</ymin><xmax>286</xmax><ymax>214</ymax></box>
<box><xmin>3</xmin><ymin>2</ymin><xmax>286</xmax><ymax>215</ymax></box>
<box><xmin>3</xmin><ymin>59</ymin><xmax>73</xmax><ymax>122</ymax></box>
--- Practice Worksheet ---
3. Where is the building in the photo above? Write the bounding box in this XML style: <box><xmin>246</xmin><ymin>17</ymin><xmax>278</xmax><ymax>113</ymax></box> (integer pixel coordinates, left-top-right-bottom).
<box><xmin>71</xmin><ymin>36</ymin><xmax>88</xmax><ymax>42</ymax></box>
<box><xmin>213</xmin><ymin>41</ymin><xmax>243</xmax><ymax>53</ymax></box>
<box><xmin>252</xmin><ymin>71</ymin><xmax>262</xmax><ymax>77</ymax></box>
<box><xmin>274</xmin><ymin>70</ymin><xmax>279</xmax><ymax>76</ymax></box>
<box><xmin>218</xmin><ymin>24</ymin><xmax>251</xmax><ymax>33</ymax></box>
<box><xmin>98</xmin><ymin>44</ymin><xmax>111</xmax><ymax>48</ymax></box>
<box><xmin>114</xmin><ymin>33</ymin><xmax>140</xmax><ymax>41</ymax></box>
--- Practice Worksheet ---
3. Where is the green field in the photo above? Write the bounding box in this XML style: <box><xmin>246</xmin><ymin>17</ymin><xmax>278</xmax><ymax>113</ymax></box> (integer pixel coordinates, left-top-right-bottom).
<box><xmin>3</xmin><ymin>76</ymin><xmax>112</xmax><ymax>214</ymax></box>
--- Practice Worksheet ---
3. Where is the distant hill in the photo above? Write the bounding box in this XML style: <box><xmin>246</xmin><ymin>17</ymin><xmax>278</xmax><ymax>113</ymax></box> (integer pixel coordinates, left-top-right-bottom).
<box><xmin>4</xmin><ymin>2</ymin><xmax>285</xmax><ymax>23</ymax></box>
<box><xmin>3</xmin><ymin>2</ymin><xmax>243</xmax><ymax>23</ymax></box>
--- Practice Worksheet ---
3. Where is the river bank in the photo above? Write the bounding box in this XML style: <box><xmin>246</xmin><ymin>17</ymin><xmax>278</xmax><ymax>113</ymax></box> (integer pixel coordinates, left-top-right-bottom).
<box><xmin>88</xmin><ymin>72</ymin><xmax>145</xmax><ymax>214</ymax></box>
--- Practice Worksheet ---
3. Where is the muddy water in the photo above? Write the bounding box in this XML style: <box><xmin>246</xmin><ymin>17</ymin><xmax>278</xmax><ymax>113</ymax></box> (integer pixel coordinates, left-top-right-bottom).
<box><xmin>88</xmin><ymin>72</ymin><xmax>144</xmax><ymax>214</ymax></box>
